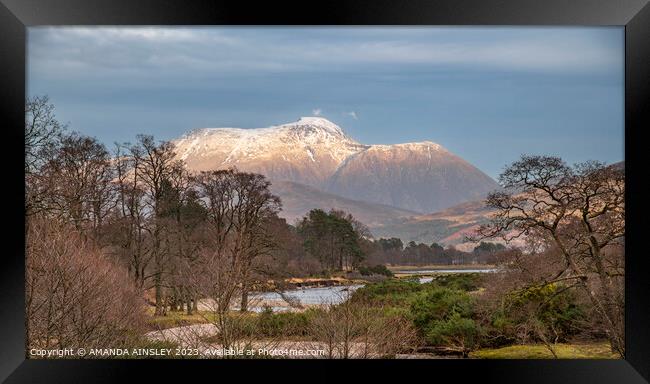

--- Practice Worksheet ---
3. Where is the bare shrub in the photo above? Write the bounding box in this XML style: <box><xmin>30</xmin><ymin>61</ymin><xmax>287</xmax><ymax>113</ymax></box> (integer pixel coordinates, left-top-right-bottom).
<box><xmin>26</xmin><ymin>217</ymin><xmax>145</xmax><ymax>352</ymax></box>
<box><xmin>308</xmin><ymin>297</ymin><xmax>418</xmax><ymax>358</ymax></box>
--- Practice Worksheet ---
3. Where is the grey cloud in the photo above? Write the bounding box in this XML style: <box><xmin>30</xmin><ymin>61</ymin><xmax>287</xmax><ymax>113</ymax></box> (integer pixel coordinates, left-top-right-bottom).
<box><xmin>29</xmin><ymin>27</ymin><xmax>622</xmax><ymax>79</ymax></box>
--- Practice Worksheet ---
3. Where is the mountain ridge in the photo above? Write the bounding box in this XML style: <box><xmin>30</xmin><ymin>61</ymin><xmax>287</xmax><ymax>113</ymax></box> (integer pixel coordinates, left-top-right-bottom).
<box><xmin>174</xmin><ymin>117</ymin><xmax>368</xmax><ymax>189</ymax></box>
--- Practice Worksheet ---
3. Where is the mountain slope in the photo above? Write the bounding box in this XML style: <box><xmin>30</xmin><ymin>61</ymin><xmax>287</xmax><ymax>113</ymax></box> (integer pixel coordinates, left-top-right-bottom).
<box><xmin>270</xmin><ymin>181</ymin><xmax>416</xmax><ymax>226</ymax></box>
<box><xmin>325</xmin><ymin>142</ymin><xmax>500</xmax><ymax>213</ymax></box>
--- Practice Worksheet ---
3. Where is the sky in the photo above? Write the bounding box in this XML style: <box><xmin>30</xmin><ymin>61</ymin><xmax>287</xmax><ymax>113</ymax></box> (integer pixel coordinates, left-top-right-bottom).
<box><xmin>27</xmin><ymin>27</ymin><xmax>624</xmax><ymax>179</ymax></box>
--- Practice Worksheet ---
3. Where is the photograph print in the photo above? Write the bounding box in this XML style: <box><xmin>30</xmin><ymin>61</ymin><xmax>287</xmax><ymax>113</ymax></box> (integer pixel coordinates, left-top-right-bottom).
<box><xmin>25</xmin><ymin>26</ymin><xmax>625</xmax><ymax>359</ymax></box>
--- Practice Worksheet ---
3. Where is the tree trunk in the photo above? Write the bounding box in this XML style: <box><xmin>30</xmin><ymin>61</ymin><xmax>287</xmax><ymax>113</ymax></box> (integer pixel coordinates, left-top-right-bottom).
<box><xmin>240</xmin><ymin>283</ymin><xmax>249</xmax><ymax>312</ymax></box>
<box><xmin>551</xmin><ymin>231</ymin><xmax>624</xmax><ymax>356</ymax></box>
<box><xmin>154</xmin><ymin>275</ymin><xmax>164</xmax><ymax>316</ymax></box>
<box><xmin>185</xmin><ymin>289</ymin><xmax>193</xmax><ymax>315</ymax></box>
<box><xmin>591</xmin><ymin>245</ymin><xmax>624</xmax><ymax>356</ymax></box>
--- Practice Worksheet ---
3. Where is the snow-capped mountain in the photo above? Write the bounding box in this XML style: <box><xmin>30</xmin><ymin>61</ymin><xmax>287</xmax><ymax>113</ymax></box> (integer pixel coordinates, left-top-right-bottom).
<box><xmin>173</xmin><ymin>117</ymin><xmax>499</xmax><ymax>215</ymax></box>
<box><xmin>174</xmin><ymin>117</ymin><xmax>368</xmax><ymax>188</ymax></box>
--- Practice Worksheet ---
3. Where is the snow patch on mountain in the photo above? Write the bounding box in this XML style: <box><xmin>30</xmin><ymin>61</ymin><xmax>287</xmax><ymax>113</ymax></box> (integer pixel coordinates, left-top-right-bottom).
<box><xmin>173</xmin><ymin>117</ymin><xmax>369</xmax><ymax>188</ymax></box>
<box><xmin>174</xmin><ymin>117</ymin><xmax>366</xmax><ymax>165</ymax></box>
<box><xmin>367</xmin><ymin>141</ymin><xmax>447</xmax><ymax>153</ymax></box>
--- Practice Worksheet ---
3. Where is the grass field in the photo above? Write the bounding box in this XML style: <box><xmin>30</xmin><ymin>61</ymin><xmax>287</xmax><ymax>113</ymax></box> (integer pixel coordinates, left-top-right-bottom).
<box><xmin>145</xmin><ymin>307</ymin><xmax>269</xmax><ymax>331</ymax></box>
<box><xmin>470</xmin><ymin>342</ymin><xmax>620</xmax><ymax>359</ymax></box>
<box><xmin>146</xmin><ymin>308</ymin><xmax>217</xmax><ymax>330</ymax></box>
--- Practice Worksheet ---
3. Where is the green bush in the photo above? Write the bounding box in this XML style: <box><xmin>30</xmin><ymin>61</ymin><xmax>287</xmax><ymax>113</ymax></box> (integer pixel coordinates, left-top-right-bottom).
<box><xmin>358</xmin><ymin>264</ymin><xmax>394</xmax><ymax>277</ymax></box>
<box><xmin>351</xmin><ymin>278</ymin><xmax>486</xmax><ymax>352</ymax></box>
<box><xmin>486</xmin><ymin>283</ymin><xmax>587</xmax><ymax>346</ymax></box>
<box><xmin>411</xmin><ymin>287</ymin><xmax>473</xmax><ymax>327</ymax></box>
<box><xmin>351</xmin><ymin>279</ymin><xmax>422</xmax><ymax>307</ymax></box>
<box><xmin>425</xmin><ymin>312</ymin><xmax>481</xmax><ymax>351</ymax></box>
<box><xmin>256</xmin><ymin>307</ymin><xmax>314</xmax><ymax>337</ymax></box>
<box><xmin>431</xmin><ymin>273</ymin><xmax>482</xmax><ymax>291</ymax></box>
<box><xmin>410</xmin><ymin>286</ymin><xmax>481</xmax><ymax>351</ymax></box>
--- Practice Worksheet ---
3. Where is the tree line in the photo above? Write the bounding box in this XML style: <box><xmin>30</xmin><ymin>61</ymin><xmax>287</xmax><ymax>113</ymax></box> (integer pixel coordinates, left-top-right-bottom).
<box><xmin>365</xmin><ymin>238</ymin><xmax>506</xmax><ymax>266</ymax></box>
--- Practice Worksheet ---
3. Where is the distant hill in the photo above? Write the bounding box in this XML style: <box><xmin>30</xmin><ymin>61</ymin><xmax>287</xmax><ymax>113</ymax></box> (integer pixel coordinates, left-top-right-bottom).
<box><xmin>368</xmin><ymin>199</ymin><xmax>495</xmax><ymax>249</ymax></box>
<box><xmin>374</xmin><ymin>160</ymin><xmax>626</xmax><ymax>249</ymax></box>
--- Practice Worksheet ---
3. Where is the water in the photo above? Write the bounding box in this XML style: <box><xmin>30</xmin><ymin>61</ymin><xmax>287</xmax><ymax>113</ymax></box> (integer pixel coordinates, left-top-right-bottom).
<box><xmin>247</xmin><ymin>284</ymin><xmax>364</xmax><ymax>312</ymax></box>
<box><xmin>400</xmin><ymin>268</ymin><xmax>498</xmax><ymax>284</ymax></box>
<box><xmin>259</xmin><ymin>285</ymin><xmax>364</xmax><ymax>305</ymax></box>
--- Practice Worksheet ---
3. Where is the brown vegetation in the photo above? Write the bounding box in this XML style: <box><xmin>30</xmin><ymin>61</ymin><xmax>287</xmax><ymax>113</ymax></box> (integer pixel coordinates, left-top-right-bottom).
<box><xmin>26</xmin><ymin>217</ymin><xmax>145</xmax><ymax>350</ymax></box>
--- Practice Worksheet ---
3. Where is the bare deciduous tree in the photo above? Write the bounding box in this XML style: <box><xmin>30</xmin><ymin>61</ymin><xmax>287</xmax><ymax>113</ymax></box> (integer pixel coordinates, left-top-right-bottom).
<box><xmin>133</xmin><ymin>135</ymin><xmax>180</xmax><ymax>315</ymax></box>
<box><xmin>193</xmin><ymin>169</ymin><xmax>281</xmax><ymax>313</ymax></box>
<box><xmin>25</xmin><ymin>95</ymin><xmax>66</xmax><ymax>216</ymax></box>
<box><xmin>39</xmin><ymin>134</ymin><xmax>115</xmax><ymax>235</ymax></box>
<box><xmin>107</xmin><ymin>142</ymin><xmax>150</xmax><ymax>288</ymax></box>
<box><xmin>25</xmin><ymin>96</ymin><xmax>66</xmax><ymax>175</ymax></box>
<box><xmin>475</xmin><ymin>155</ymin><xmax>625</xmax><ymax>356</ymax></box>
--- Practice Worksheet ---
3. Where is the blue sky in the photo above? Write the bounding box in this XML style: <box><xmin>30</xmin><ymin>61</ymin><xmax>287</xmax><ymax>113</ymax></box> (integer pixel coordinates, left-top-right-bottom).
<box><xmin>27</xmin><ymin>27</ymin><xmax>624</xmax><ymax>179</ymax></box>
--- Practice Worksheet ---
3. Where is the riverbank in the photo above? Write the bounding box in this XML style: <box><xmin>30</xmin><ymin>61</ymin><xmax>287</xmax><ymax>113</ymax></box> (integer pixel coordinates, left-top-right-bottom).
<box><xmin>261</xmin><ymin>265</ymin><xmax>497</xmax><ymax>290</ymax></box>
<box><xmin>196</xmin><ymin>265</ymin><xmax>497</xmax><ymax>294</ymax></box>
<box><xmin>388</xmin><ymin>264</ymin><xmax>496</xmax><ymax>271</ymax></box>
<box><xmin>249</xmin><ymin>276</ymin><xmax>366</xmax><ymax>292</ymax></box>
<box><xmin>389</xmin><ymin>265</ymin><xmax>497</xmax><ymax>279</ymax></box>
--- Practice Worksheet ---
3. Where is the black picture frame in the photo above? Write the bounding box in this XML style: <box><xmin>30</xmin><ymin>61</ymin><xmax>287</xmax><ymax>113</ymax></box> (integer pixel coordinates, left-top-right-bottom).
<box><xmin>1</xmin><ymin>0</ymin><xmax>648</xmax><ymax>382</ymax></box>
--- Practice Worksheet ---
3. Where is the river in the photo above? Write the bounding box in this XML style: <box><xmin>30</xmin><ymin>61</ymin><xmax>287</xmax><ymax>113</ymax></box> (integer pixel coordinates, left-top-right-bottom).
<box><xmin>247</xmin><ymin>285</ymin><xmax>364</xmax><ymax>312</ymax></box>
<box><xmin>243</xmin><ymin>267</ymin><xmax>497</xmax><ymax>312</ymax></box>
